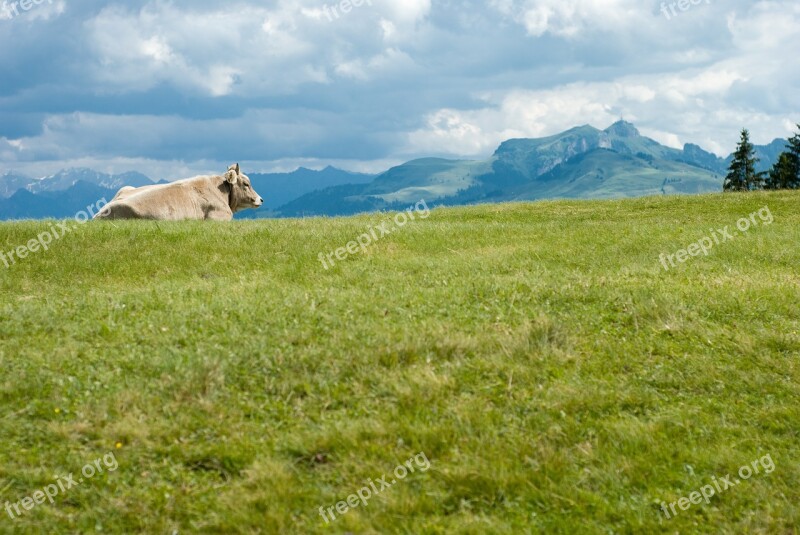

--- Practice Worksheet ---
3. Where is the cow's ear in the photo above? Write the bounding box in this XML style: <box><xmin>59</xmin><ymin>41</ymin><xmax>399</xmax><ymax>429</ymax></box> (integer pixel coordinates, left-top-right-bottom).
<box><xmin>225</xmin><ymin>166</ymin><xmax>238</xmax><ymax>185</ymax></box>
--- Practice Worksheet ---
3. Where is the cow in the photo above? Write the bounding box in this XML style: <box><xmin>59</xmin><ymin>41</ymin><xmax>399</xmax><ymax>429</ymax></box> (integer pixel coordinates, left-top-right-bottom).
<box><xmin>94</xmin><ymin>164</ymin><xmax>264</xmax><ymax>220</ymax></box>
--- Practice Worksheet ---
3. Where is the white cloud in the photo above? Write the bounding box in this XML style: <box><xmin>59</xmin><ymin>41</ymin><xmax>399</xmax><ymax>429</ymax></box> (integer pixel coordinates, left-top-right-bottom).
<box><xmin>85</xmin><ymin>4</ymin><xmax>317</xmax><ymax>96</ymax></box>
<box><xmin>380</xmin><ymin>19</ymin><xmax>397</xmax><ymax>40</ymax></box>
<box><xmin>382</xmin><ymin>0</ymin><xmax>431</xmax><ymax>23</ymax></box>
<box><xmin>403</xmin><ymin>0</ymin><xmax>800</xmax><ymax>159</ymax></box>
<box><xmin>407</xmin><ymin>61</ymin><xmax>788</xmax><ymax>158</ymax></box>
<box><xmin>83</xmin><ymin>0</ymin><xmax>430</xmax><ymax>97</ymax></box>
<box><xmin>491</xmin><ymin>0</ymin><xmax>643</xmax><ymax>37</ymax></box>
<box><xmin>334</xmin><ymin>48</ymin><xmax>415</xmax><ymax>81</ymax></box>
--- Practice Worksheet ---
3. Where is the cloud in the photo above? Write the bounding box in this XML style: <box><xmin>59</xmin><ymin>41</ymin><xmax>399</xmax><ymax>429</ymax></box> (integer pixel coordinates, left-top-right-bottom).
<box><xmin>407</xmin><ymin>1</ymin><xmax>800</xmax><ymax>157</ymax></box>
<box><xmin>84</xmin><ymin>3</ymin><xmax>314</xmax><ymax>96</ymax></box>
<box><xmin>490</xmin><ymin>0</ymin><xmax>643</xmax><ymax>38</ymax></box>
<box><xmin>406</xmin><ymin>61</ymin><xmax>786</xmax><ymax>158</ymax></box>
<box><xmin>0</xmin><ymin>0</ymin><xmax>66</xmax><ymax>22</ymax></box>
<box><xmin>0</xmin><ymin>0</ymin><xmax>797</xmax><ymax>176</ymax></box>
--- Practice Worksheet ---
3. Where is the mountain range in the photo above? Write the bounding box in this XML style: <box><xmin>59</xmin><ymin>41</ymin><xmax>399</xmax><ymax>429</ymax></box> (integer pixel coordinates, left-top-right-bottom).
<box><xmin>0</xmin><ymin>167</ymin><xmax>374</xmax><ymax>220</ymax></box>
<box><xmin>0</xmin><ymin>121</ymin><xmax>788</xmax><ymax>220</ymax></box>
<box><xmin>276</xmin><ymin>121</ymin><xmax>786</xmax><ymax>217</ymax></box>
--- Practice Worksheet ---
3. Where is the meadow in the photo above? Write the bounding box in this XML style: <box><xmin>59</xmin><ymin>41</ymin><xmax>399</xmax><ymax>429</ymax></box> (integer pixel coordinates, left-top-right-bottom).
<box><xmin>0</xmin><ymin>191</ymin><xmax>798</xmax><ymax>534</ymax></box>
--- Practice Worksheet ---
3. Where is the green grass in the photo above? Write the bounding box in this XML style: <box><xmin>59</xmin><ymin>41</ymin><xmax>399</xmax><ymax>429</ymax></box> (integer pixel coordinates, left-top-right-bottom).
<box><xmin>0</xmin><ymin>192</ymin><xmax>798</xmax><ymax>534</ymax></box>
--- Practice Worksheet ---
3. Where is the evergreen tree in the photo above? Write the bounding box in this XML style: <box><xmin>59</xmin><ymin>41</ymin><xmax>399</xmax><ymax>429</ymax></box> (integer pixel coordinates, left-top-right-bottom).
<box><xmin>785</xmin><ymin>124</ymin><xmax>800</xmax><ymax>189</ymax></box>
<box><xmin>766</xmin><ymin>124</ymin><xmax>800</xmax><ymax>190</ymax></box>
<box><xmin>724</xmin><ymin>129</ymin><xmax>765</xmax><ymax>192</ymax></box>
<box><xmin>767</xmin><ymin>152</ymin><xmax>795</xmax><ymax>190</ymax></box>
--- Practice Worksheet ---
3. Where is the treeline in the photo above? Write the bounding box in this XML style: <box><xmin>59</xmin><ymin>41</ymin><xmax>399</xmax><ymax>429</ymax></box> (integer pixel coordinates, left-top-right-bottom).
<box><xmin>724</xmin><ymin>125</ymin><xmax>800</xmax><ymax>191</ymax></box>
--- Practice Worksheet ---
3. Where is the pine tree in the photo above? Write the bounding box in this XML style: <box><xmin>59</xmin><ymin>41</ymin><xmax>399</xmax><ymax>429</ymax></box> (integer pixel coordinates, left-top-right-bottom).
<box><xmin>786</xmin><ymin>124</ymin><xmax>800</xmax><ymax>189</ymax></box>
<box><xmin>724</xmin><ymin>129</ymin><xmax>765</xmax><ymax>192</ymax></box>
<box><xmin>767</xmin><ymin>153</ymin><xmax>795</xmax><ymax>190</ymax></box>
<box><xmin>766</xmin><ymin>124</ymin><xmax>800</xmax><ymax>190</ymax></box>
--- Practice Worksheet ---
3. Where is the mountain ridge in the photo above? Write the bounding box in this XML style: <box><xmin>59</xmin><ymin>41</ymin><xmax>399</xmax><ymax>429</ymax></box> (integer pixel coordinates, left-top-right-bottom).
<box><xmin>0</xmin><ymin>166</ymin><xmax>374</xmax><ymax>220</ymax></box>
<box><xmin>276</xmin><ymin>121</ymin><xmax>786</xmax><ymax>217</ymax></box>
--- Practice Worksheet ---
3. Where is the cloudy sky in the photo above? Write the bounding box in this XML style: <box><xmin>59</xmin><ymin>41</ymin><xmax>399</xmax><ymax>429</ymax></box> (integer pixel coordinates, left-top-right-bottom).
<box><xmin>0</xmin><ymin>0</ymin><xmax>798</xmax><ymax>179</ymax></box>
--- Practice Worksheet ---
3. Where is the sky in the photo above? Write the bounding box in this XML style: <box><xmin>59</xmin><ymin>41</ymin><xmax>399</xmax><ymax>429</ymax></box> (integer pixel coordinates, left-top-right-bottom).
<box><xmin>0</xmin><ymin>0</ymin><xmax>798</xmax><ymax>179</ymax></box>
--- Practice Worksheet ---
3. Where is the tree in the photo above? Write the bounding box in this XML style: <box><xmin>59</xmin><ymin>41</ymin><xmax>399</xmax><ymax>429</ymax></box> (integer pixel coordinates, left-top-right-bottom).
<box><xmin>785</xmin><ymin>124</ymin><xmax>800</xmax><ymax>189</ymax></box>
<box><xmin>766</xmin><ymin>124</ymin><xmax>800</xmax><ymax>190</ymax></box>
<box><xmin>724</xmin><ymin>129</ymin><xmax>765</xmax><ymax>192</ymax></box>
<box><xmin>767</xmin><ymin>153</ymin><xmax>795</xmax><ymax>190</ymax></box>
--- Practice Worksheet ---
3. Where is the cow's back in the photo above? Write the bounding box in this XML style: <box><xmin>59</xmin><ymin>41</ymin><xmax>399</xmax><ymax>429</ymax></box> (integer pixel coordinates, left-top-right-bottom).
<box><xmin>95</xmin><ymin>177</ymin><xmax>231</xmax><ymax>221</ymax></box>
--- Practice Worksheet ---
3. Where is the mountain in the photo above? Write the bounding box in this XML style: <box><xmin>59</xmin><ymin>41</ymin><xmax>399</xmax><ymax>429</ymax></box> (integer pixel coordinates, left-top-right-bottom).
<box><xmin>0</xmin><ymin>123</ymin><xmax>789</xmax><ymax>220</ymax></box>
<box><xmin>0</xmin><ymin>181</ymin><xmax>118</xmax><ymax>219</ymax></box>
<box><xmin>0</xmin><ymin>168</ymin><xmax>154</xmax><ymax>199</ymax></box>
<box><xmin>0</xmin><ymin>166</ymin><xmax>373</xmax><ymax>220</ymax></box>
<box><xmin>0</xmin><ymin>168</ymin><xmax>155</xmax><ymax>220</ymax></box>
<box><xmin>238</xmin><ymin>166</ymin><xmax>374</xmax><ymax>217</ymax></box>
<box><xmin>26</xmin><ymin>168</ymin><xmax>154</xmax><ymax>195</ymax></box>
<box><xmin>276</xmin><ymin>121</ymin><xmax>785</xmax><ymax>217</ymax></box>
<box><xmin>0</xmin><ymin>172</ymin><xmax>35</xmax><ymax>198</ymax></box>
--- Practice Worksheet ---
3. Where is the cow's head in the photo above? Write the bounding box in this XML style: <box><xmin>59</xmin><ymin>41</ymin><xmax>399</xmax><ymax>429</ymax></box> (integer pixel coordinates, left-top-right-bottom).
<box><xmin>224</xmin><ymin>163</ymin><xmax>264</xmax><ymax>211</ymax></box>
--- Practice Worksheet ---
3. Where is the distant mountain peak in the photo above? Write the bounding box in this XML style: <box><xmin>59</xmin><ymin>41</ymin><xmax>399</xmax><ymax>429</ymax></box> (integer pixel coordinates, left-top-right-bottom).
<box><xmin>289</xmin><ymin>166</ymin><xmax>337</xmax><ymax>175</ymax></box>
<box><xmin>605</xmin><ymin>120</ymin><xmax>640</xmax><ymax>138</ymax></box>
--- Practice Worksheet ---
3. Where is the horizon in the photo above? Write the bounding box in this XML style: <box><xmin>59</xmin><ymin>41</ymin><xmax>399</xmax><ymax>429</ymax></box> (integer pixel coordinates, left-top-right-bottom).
<box><xmin>0</xmin><ymin>120</ymin><xmax>791</xmax><ymax>181</ymax></box>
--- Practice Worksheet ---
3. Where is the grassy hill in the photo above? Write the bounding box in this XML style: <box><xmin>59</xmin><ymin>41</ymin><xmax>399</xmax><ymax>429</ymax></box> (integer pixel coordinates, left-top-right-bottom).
<box><xmin>0</xmin><ymin>192</ymin><xmax>798</xmax><ymax>534</ymax></box>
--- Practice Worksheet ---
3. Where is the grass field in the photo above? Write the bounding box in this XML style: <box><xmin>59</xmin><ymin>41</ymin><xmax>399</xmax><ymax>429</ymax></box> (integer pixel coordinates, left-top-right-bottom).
<box><xmin>0</xmin><ymin>192</ymin><xmax>798</xmax><ymax>534</ymax></box>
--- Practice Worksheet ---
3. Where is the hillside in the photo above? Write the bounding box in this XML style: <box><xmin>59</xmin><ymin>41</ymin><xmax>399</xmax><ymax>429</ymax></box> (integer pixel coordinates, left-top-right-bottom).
<box><xmin>242</xmin><ymin>166</ymin><xmax>375</xmax><ymax>214</ymax></box>
<box><xmin>276</xmin><ymin>121</ymin><xmax>783</xmax><ymax>216</ymax></box>
<box><xmin>0</xmin><ymin>192</ymin><xmax>798</xmax><ymax>533</ymax></box>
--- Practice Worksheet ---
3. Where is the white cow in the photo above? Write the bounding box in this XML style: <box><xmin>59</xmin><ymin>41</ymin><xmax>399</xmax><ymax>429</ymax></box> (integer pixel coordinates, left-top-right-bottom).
<box><xmin>95</xmin><ymin>164</ymin><xmax>263</xmax><ymax>221</ymax></box>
